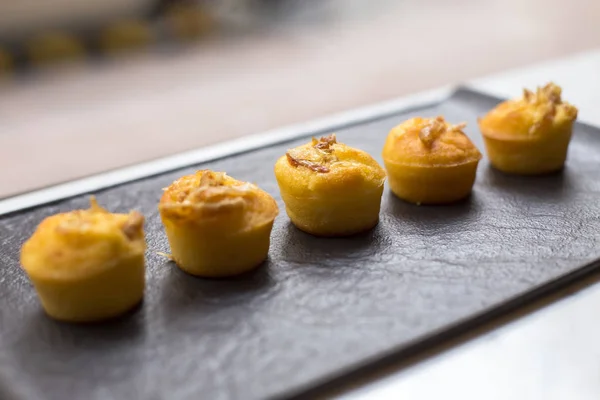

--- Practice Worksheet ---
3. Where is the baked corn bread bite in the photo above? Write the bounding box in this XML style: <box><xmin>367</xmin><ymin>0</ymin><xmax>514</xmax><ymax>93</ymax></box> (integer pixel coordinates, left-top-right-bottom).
<box><xmin>20</xmin><ymin>197</ymin><xmax>145</xmax><ymax>323</ymax></box>
<box><xmin>165</xmin><ymin>4</ymin><xmax>214</xmax><ymax>40</ymax></box>
<box><xmin>159</xmin><ymin>171</ymin><xmax>278</xmax><ymax>277</ymax></box>
<box><xmin>274</xmin><ymin>134</ymin><xmax>386</xmax><ymax>237</ymax></box>
<box><xmin>99</xmin><ymin>20</ymin><xmax>153</xmax><ymax>54</ymax></box>
<box><xmin>478</xmin><ymin>82</ymin><xmax>578</xmax><ymax>175</ymax></box>
<box><xmin>27</xmin><ymin>32</ymin><xmax>85</xmax><ymax>65</ymax></box>
<box><xmin>382</xmin><ymin>116</ymin><xmax>482</xmax><ymax>205</ymax></box>
<box><xmin>0</xmin><ymin>47</ymin><xmax>13</xmax><ymax>75</ymax></box>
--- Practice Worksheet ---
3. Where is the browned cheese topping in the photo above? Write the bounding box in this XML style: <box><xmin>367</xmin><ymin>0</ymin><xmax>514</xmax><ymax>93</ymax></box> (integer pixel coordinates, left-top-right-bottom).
<box><xmin>418</xmin><ymin>116</ymin><xmax>466</xmax><ymax>148</ymax></box>
<box><xmin>522</xmin><ymin>83</ymin><xmax>578</xmax><ymax>134</ymax></box>
<box><xmin>286</xmin><ymin>134</ymin><xmax>339</xmax><ymax>173</ymax></box>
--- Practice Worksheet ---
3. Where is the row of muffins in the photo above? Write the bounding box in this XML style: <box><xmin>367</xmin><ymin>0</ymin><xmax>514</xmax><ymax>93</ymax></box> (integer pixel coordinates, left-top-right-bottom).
<box><xmin>0</xmin><ymin>4</ymin><xmax>213</xmax><ymax>74</ymax></box>
<box><xmin>19</xmin><ymin>82</ymin><xmax>578</xmax><ymax>323</ymax></box>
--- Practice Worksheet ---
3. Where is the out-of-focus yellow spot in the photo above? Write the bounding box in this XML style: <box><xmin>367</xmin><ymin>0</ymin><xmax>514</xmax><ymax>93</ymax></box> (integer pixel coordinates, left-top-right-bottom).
<box><xmin>27</xmin><ymin>32</ymin><xmax>85</xmax><ymax>65</ymax></box>
<box><xmin>165</xmin><ymin>5</ymin><xmax>214</xmax><ymax>40</ymax></box>
<box><xmin>100</xmin><ymin>20</ymin><xmax>154</xmax><ymax>54</ymax></box>
<box><xmin>0</xmin><ymin>47</ymin><xmax>13</xmax><ymax>75</ymax></box>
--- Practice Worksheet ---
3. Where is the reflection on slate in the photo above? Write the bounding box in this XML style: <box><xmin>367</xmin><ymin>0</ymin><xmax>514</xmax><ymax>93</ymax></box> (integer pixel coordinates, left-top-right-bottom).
<box><xmin>2</xmin><ymin>89</ymin><xmax>600</xmax><ymax>400</ymax></box>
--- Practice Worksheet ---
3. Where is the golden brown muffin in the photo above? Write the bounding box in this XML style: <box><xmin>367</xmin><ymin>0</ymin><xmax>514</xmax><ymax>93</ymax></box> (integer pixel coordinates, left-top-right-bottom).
<box><xmin>0</xmin><ymin>47</ymin><xmax>13</xmax><ymax>75</ymax></box>
<box><xmin>159</xmin><ymin>170</ymin><xmax>278</xmax><ymax>277</ymax></box>
<box><xmin>478</xmin><ymin>82</ymin><xmax>578</xmax><ymax>175</ymax></box>
<box><xmin>382</xmin><ymin>116</ymin><xmax>482</xmax><ymax>205</ymax></box>
<box><xmin>99</xmin><ymin>20</ymin><xmax>154</xmax><ymax>54</ymax></box>
<box><xmin>26</xmin><ymin>32</ymin><xmax>85</xmax><ymax>65</ymax></box>
<box><xmin>164</xmin><ymin>4</ymin><xmax>214</xmax><ymax>40</ymax></box>
<box><xmin>20</xmin><ymin>197</ymin><xmax>145</xmax><ymax>322</ymax></box>
<box><xmin>274</xmin><ymin>134</ymin><xmax>386</xmax><ymax>236</ymax></box>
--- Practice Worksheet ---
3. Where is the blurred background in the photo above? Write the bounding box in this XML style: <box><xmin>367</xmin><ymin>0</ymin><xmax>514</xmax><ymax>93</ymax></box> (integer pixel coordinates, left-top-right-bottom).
<box><xmin>1</xmin><ymin>0</ymin><xmax>600</xmax><ymax>198</ymax></box>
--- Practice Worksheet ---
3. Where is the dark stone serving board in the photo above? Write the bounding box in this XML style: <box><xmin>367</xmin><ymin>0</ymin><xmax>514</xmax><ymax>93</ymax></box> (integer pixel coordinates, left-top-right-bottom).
<box><xmin>2</xmin><ymin>89</ymin><xmax>600</xmax><ymax>400</ymax></box>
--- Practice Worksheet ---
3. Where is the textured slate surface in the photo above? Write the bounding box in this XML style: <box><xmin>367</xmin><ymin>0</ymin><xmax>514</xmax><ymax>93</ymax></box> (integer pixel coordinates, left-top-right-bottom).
<box><xmin>2</xmin><ymin>89</ymin><xmax>600</xmax><ymax>400</ymax></box>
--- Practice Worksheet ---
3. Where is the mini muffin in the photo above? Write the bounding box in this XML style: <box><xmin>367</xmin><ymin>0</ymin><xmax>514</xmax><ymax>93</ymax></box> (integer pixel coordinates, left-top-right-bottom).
<box><xmin>165</xmin><ymin>4</ymin><xmax>214</xmax><ymax>40</ymax></box>
<box><xmin>99</xmin><ymin>20</ymin><xmax>154</xmax><ymax>54</ymax></box>
<box><xmin>20</xmin><ymin>197</ymin><xmax>145</xmax><ymax>322</ymax></box>
<box><xmin>0</xmin><ymin>47</ymin><xmax>13</xmax><ymax>75</ymax></box>
<box><xmin>159</xmin><ymin>170</ymin><xmax>278</xmax><ymax>277</ymax></box>
<box><xmin>382</xmin><ymin>116</ymin><xmax>482</xmax><ymax>205</ymax></box>
<box><xmin>27</xmin><ymin>32</ymin><xmax>86</xmax><ymax>65</ymax></box>
<box><xmin>478</xmin><ymin>82</ymin><xmax>578</xmax><ymax>175</ymax></box>
<box><xmin>274</xmin><ymin>134</ymin><xmax>386</xmax><ymax>236</ymax></box>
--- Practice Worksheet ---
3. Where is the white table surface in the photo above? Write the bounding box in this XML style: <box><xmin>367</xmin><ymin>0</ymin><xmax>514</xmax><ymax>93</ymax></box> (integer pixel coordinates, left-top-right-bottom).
<box><xmin>340</xmin><ymin>49</ymin><xmax>600</xmax><ymax>400</ymax></box>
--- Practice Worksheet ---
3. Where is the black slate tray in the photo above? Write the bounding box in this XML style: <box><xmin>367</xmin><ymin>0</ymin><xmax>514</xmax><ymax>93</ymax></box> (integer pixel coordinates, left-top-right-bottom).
<box><xmin>2</xmin><ymin>88</ymin><xmax>600</xmax><ymax>400</ymax></box>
